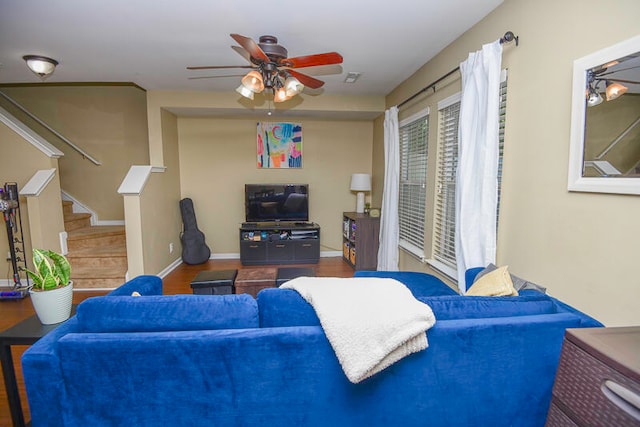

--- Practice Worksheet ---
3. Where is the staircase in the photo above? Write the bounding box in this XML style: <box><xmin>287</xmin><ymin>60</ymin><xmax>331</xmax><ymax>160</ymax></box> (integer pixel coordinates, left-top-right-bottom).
<box><xmin>63</xmin><ymin>201</ymin><xmax>128</xmax><ymax>289</ymax></box>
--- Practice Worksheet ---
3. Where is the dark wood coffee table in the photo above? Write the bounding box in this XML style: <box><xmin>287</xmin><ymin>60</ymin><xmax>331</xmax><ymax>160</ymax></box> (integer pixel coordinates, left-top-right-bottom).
<box><xmin>0</xmin><ymin>309</ymin><xmax>75</xmax><ymax>427</ymax></box>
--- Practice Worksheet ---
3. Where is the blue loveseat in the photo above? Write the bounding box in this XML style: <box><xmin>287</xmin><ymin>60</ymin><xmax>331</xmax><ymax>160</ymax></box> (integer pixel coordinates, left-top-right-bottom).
<box><xmin>22</xmin><ymin>273</ymin><xmax>601</xmax><ymax>427</ymax></box>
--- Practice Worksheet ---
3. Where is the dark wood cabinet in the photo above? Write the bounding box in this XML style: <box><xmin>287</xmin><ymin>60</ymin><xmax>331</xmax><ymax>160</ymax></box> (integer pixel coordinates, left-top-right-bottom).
<box><xmin>546</xmin><ymin>326</ymin><xmax>640</xmax><ymax>427</ymax></box>
<box><xmin>239</xmin><ymin>223</ymin><xmax>320</xmax><ymax>265</ymax></box>
<box><xmin>342</xmin><ymin>212</ymin><xmax>380</xmax><ymax>270</ymax></box>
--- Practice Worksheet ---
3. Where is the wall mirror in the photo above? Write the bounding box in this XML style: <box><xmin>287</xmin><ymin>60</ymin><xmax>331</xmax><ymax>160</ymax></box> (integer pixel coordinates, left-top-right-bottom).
<box><xmin>568</xmin><ymin>35</ymin><xmax>640</xmax><ymax>195</ymax></box>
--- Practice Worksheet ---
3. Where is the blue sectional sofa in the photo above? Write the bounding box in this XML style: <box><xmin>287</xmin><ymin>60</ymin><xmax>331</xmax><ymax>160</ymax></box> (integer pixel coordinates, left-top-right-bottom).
<box><xmin>22</xmin><ymin>273</ymin><xmax>602</xmax><ymax>427</ymax></box>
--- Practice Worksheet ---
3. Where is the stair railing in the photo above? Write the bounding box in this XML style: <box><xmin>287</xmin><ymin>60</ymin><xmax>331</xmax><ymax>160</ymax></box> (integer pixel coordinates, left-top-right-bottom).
<box><xmin>0</xmin><ymin>90</ymin><xmax>101</xmax><ymax>166</ymax></box>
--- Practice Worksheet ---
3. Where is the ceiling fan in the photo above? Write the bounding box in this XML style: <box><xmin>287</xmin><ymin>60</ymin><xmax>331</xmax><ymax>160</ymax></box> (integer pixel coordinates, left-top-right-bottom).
<box><xmin>187</xmin><ymin>34</ymin><xmax>343</xmax><ymax>102</ymax></box>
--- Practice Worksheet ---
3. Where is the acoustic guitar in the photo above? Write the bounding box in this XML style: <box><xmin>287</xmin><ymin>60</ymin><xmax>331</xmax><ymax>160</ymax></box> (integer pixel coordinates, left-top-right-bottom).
<box><xmin>179</xmin><ymin>198</ymin><xmax>211</xmax><ymax>265</ymax></box>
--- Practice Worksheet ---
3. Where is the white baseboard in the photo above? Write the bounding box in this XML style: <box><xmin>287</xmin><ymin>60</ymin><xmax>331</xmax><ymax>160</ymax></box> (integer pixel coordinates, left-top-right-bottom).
<box><xmin>157</xmin><ymin>257</ymin><xmax>182</xmax><ymax>278</ymax></box>
<box><xmin>95</xmin><ymin>219</ymin><xmax>126</xmax><ymax>226</ymax></box>
<box><xmin>321</xmin><ymin>251</ymin><xmax>342</xmax><ymax>257</ymax></box>
<box><xmin>210</xmin><ymin>253</ymin><xmax>240</xmax><ymax>259</ymax></box>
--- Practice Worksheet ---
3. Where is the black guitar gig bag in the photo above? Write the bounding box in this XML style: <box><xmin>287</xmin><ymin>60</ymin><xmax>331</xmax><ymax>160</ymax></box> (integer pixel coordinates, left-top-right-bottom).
<box><xmin>179</xmin><ymin>198</ymin><xmax>211</xmax><ymax>264</ymax></box>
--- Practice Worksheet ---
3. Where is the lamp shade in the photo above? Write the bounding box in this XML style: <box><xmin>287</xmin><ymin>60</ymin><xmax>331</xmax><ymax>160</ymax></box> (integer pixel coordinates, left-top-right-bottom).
<box><xmin>350</xmin><ymin>174</ymin><xmax>371</xmax><ymax>191</ymax></box>
<box><xmin>284</xmin><ymin>76</ymin><xmax>304</xmax><ymax>97</ymax></box>
<box><xmin>236</xmin><ymin>84</ymin><xmax>254</xmax><ymax>100</ymax></box>
<box><xmin>241</xmin><ymin>70</ymin><xmax>265</xmax><ymax>93</ymax></box>
<box><xmin>587</xmin><ymin>90</ymin><xmax>603</xmax><ymax>107</ymax></box>
<box><xmin>605</xmin><ymin>81</ymin><xmax>628</xmax><ymax>101</ymax></box>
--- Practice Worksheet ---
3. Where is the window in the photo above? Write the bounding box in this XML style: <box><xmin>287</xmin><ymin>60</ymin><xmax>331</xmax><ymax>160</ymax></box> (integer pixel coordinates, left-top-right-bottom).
<box><xmin>398</xmin><ymin>108</ymin><xmax>429</xmax><ymax>258</ymax></box>
<box><xmin>431</xmin><ymin>75</ymin><xmax>508</xmax><ymax>278</ymax></box>
<box><xmin>432</xmin><ymin>94</ymin><xmax>460</xmax><ymax>274</ymax></box>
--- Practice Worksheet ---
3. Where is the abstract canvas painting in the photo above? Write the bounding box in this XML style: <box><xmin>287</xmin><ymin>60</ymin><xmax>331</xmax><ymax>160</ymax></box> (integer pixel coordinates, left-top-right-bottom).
<box><xmin>257</xmin><ymin>122</ymin><xmax>303</xmax><ymax>168</ymax></box>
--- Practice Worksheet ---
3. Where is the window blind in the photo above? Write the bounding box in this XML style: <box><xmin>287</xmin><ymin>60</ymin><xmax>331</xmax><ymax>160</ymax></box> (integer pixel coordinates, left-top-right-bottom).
<box><xmin>433</xmin><ymin>96</ymin><xmax>460</xmax><ymax>271</ymax></box>
<box><xmin>398</xmin><ymin>110</ymin><xmax>429</xmax><ymax>258</ymax></box>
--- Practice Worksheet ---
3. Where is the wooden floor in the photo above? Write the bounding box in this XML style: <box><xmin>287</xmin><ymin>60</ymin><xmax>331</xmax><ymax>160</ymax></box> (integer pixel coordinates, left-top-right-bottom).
<box><xmin>0</xmin><ymin>256</ymin><xmax>354</xmax><ymax>426</ymax></box>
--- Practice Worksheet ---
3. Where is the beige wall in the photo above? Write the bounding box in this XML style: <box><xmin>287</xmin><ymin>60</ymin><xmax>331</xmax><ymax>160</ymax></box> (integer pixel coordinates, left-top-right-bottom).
<box><xmin>378</xmin><ymin>0</ymin><xmax>640</xmax><ymax>325</ymax></box>
<box><xmin>371</xmin><ymin>115</ymin><xmax>385</xmax><ymax>209</ymax></box>
<box><xmin>177</xmin><ymin>117</ymin><xmax>374</xmax><ymax>255</ymax></box>
<box><xmin>1</xmin><ymin>85</ymin><xmax>149</xmax><ymax>220</ymax></box>
<box><xmin>0</xmin><ymin>122</ymin><xmax>64</xmax><ymax>280</ymax></box>
<box><xmin>124</xmin><ymin>109</ymin><xmax>183</xmax><ymax>277</ymax></box>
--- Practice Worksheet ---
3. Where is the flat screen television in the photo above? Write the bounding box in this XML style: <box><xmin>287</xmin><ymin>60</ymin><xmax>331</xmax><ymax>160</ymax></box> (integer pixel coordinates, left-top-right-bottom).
<box><xmin>245</xmin><ymin>184</ymin><xmax>309</xmax><ymax>223</ymax></box>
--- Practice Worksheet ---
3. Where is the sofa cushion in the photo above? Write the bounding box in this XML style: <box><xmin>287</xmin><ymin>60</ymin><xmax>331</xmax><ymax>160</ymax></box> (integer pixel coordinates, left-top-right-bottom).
<box><xmin>258</xmin><ymin>288</ymin><xmax>320</xmax><ymax>327</ymax></box>
<box><xmin>77</xmin><ymin>294</ymin><xmax>259</xmax><ymax>333</ymax></box>
<box><xmin>473</xmin><ymin>264</ymin><xmax>547</xmax><ymax>293</ymax></box>
<box><xmin>418</xmin><ymin>294</ymin><xmax>557</xmax><ymax>320</ymax></box>
<box><xmin>466</xmin><ymin>265</ymin><xmax>518</xmax><ymax>296</ymax></box>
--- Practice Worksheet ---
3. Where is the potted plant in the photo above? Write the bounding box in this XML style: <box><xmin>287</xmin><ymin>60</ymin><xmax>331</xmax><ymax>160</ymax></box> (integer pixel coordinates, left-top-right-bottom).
<box><xmin>25</xmin><ymin>248</ymin><xmax>73</xmax><ymax>325</ymax></box>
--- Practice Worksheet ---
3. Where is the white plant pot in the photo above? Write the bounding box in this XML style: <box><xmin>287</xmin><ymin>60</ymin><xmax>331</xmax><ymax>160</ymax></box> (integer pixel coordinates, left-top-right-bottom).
<box><xmin>29</xmin><ymin>281</ymin><xmax>73</xmax><ymax>325</ymax></box>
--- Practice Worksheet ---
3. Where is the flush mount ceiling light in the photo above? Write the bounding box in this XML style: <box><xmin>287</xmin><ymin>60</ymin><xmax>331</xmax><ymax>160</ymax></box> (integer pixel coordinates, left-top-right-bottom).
<box><xmin>187</xmin><ymin>34</ymin><xmax>343</xmax><ymax>103</ymax></box>
<box><xmin>23</xmin><ymin>55</ymin><xmax>58</xmax><ymax>81</ymax></box>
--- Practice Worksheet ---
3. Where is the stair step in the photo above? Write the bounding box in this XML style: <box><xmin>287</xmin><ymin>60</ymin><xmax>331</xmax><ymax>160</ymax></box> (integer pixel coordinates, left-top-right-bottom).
<box><xmin>71</xmin><ymin>264</ymin><xmax>126</xmax><ymax>289</ymax></box>
<box><xmin>62</xmin><ymin>200</ymin><xmax>74</xmax><ymax>216</ymax></box>
<box><xmin>72</xmin><ymin>277</ymin><xmax>125</xmax><ymax>290</ymax></box>
<box><xmin>64</xmin><ymin>212</ymin><xmax>91</xmax><ymax>231</ymax></box>
<box><xmin>67</xmin><ymin>245</ymin><xmax>128</xmax><ymax>270</ymax></box>
<box><xmin>60</xmin><ymin>201</ymin><xmax>128</xmax><ymax>290</ymax></box>
<box><xmin>72</xmin><ymin>264</ymin><xmax>126</xmax><ymax>279</ymax></box>
<box><xmin>67</xmin><ymin>226</ymin><xmax>125</xmax><ymax>250</ymax></box>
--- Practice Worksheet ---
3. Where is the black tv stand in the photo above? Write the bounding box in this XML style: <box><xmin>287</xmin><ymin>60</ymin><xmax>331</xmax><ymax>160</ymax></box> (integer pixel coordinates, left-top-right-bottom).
<box><xmin>239</xmin><ymin>222</ymin><xmax>320</xmax><ymax>265</ymax></box>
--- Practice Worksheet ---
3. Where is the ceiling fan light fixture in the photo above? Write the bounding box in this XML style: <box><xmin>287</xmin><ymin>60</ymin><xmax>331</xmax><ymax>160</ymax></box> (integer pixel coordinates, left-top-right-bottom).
<box><xmin>605</xmin><ymin>81</ymin><xmax>628</xmax><ymax>101</ymax></box>
<box><xmin>241</xmin><ymin>70</ymin><xmax>265</xmax><ymax>93</ymax></box>
<box><xmin>284</xmin><ymin>76</ymin><xmax>304</xmax><ymax>97</ymax></box>
<box><xmin>586</xmin><ymin>87</ymin><xmax>603</xmax><ymax>107</ymax></box>
<box><xmin>23</xmin><ymin>55</ymin><xmax>58</xmax><ymax>80</ymax></box>
<box><xmin>236</xmin><ymin>84</ymin><xmax>255</xmax><ymax>100</ymax></box>
<box><xmin>273</xmin><ymin>87</ymin><xmax>291</xmax><ymax>103</ymax></box>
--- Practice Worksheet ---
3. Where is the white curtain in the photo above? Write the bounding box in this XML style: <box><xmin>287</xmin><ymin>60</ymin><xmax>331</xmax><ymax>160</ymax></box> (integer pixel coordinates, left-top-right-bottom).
<box><xmin>455</xmin><ymin>40</ymin><xmax>502</xmax><ymax>292</ymax></box>
<box><xmin>377</xmin><ymin>106</ymin><xmax>400</xmax><ymax>271</ymax></box>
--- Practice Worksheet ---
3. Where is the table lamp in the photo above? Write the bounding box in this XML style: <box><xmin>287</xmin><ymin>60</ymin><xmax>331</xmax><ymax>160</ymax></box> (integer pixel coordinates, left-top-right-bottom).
<box><xmin>350</xmin><ymin>173</ymin><xmax>371</xmax><ymax>214</ymax></box>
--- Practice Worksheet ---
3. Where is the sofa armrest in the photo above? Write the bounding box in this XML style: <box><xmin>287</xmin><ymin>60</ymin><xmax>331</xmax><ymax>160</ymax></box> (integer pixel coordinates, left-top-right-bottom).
<box><xmin>21</xmin><ymin>317</ymin><xmax>79</xmax><ymax>427</ymax></box>
<box><xmin>546</xmin><ymin>295</ymin><xmax>603</xmax><ymax>327</ymax></box>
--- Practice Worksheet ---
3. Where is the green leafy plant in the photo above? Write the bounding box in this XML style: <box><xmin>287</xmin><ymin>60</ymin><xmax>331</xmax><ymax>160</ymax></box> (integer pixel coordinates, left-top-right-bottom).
<box><xmin>25</xmin><ymin>248</ymin><xmax>71</xmax><ymax>291</ymax></box>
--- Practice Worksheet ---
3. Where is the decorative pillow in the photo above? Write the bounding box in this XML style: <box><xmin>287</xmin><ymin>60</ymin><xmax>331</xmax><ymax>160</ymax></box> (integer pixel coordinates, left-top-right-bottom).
<box><xmin>474</xmin><ymin>263</ymin><xmax>546</xmax><ymax>293</ymax></box>
<box><xmin>466</xmin><ymin>265</ymin><xmax>518</xmax><ymax>296</ymax></box>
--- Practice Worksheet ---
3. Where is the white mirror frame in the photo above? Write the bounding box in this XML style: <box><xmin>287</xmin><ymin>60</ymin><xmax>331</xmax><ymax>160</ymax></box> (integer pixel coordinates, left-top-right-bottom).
<box><xmin>567</xmin><ymin>34</ymin><xmax>640</xmax><ymax>195</ymax></box>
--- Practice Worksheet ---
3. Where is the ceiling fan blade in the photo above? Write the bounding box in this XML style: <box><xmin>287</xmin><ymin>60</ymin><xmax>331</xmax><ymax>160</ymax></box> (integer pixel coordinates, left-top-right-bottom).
<box><xmin>288</xmin><ymin>69</ymin><xmax>325</xmax><ymax>89</ymax></box>
<box><xmin>232</xmin><ymin>45</ymin><xmax>252</xmax><ymax>62</ymax></box>
<box><xmin>187</xmin><ymin>65</ymin><xmax>254</xmax><ymax>70</ymax></box>
<box><xmin>188</xmin><ymin>74</ymin><xmax>246</xmax><ymax>80</ymax></box>
<box><xmin>231</xmin><ymin>33</ymin><xmax>269</xmax><ymax>62</ymax></box>
<box><xmin>284</xmin><ymin>52</ymin><xmax>343</xmax><ymax>68</ymax></box>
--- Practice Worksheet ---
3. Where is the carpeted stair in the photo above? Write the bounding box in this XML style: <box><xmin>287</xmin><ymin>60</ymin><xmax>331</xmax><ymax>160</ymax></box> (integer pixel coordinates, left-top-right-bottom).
<box><xmin>63</xmin><ymin>200</ymin><xmax>127</xmax><ymax>289</ymax></box>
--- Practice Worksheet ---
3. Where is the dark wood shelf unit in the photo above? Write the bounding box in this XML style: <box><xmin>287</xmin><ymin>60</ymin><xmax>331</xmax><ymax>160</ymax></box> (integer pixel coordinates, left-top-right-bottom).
<box><xmin>342</xmin><ymin>212</ymin><xmax>380</xmax><ymax>270</ymax></box>
<box><xmin>239</xmin><ymin>222</ymin><xmax>320</xmax><ymax>265</ymax></box>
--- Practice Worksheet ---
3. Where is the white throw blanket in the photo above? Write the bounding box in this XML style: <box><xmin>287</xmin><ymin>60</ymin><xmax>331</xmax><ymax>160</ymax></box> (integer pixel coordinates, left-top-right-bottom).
<box><xmin>281</xmin><ymin>276</ymin><xmax>436</xmax><ymax>383</ymax></box>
